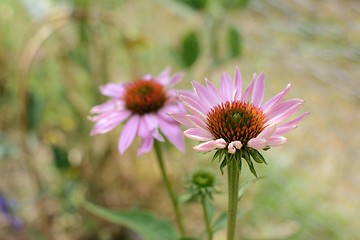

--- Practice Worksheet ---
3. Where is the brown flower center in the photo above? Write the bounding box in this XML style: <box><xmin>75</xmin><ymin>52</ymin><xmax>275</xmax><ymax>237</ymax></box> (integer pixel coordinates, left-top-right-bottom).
<box><xmin>124</xmin><ymin>79</ymin><xmax>166</xmax><ymax>115</ymax></box>
<box><xmin>206</xmin><ymin>101</ymin><xmax>268</xmax><ymax>145</ymax></box>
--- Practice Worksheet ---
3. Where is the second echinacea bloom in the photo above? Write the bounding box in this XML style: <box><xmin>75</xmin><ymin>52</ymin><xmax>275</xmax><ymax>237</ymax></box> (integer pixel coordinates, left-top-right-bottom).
<box><xmin>88</xmin><ymin>67</ymin><xmax>186</xmax><ymax>155</ymax></box>
<box><xmin>170</xmin><ymin>66</ymin><xmax>309</xmax><ymax>174</ymax></box>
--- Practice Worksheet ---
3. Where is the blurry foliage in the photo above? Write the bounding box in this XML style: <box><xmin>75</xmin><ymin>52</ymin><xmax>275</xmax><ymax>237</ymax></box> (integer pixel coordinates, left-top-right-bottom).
<box><xmin>178</xmin><ymin>31</ymin><xmax>200</xmax><ymax>68</ymax></box>
<box><xmin>176</xmin><ymin>0</ymin><xmax>208</xmax><ymax>11</ymax></box>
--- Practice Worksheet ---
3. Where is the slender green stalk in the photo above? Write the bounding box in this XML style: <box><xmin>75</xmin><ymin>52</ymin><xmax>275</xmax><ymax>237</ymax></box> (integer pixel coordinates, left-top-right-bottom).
<box><xmin>201</xmin><ymin>196</ymin><xmax>213</xmax><ymax>240</ymax></box>
<box><xmin>153</xmin><ymin>140</ymin><xmax>186</xmax><ymax>236</ymax></box>
<box><xmin>227</xmin><ymin>158</ymin><xmax>240</xmax><ymax>240</ymax></box>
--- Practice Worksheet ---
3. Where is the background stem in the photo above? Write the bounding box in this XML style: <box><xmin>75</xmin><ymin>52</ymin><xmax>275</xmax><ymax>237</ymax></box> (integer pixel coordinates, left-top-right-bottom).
<box><xmin>153</xmin><ymin>141</ymin><xmax>186</xmax><ymax>236</ymax></box>
<box><xmin>227</xmin><ymin>158</ymin><xmax>240</xmax><ymax>240</ymax></box>
<box><xmin>201</xmin><ymin>196</ymin><xmax>213</xmax><ymax>240</ymax></box>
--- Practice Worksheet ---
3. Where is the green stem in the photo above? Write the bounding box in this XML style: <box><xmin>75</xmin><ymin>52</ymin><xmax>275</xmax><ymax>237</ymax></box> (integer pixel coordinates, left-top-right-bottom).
<box><xmin>153</xmin><ymin>140</ymin><xmax>186</xmax><ymax>237</ymax></box>
<box><xmin>201</xmin><ymin>196</ymin><xmax>213</xmax><ymax>240</ymax></box>
<box><xmin>227</xmin><ymin>158</ymin><xmax>240</xmax><ymax>240</ymax></box>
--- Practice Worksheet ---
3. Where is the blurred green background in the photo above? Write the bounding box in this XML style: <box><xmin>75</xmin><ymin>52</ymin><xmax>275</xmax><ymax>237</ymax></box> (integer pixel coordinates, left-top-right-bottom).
<box><xmin>0</xmin><ymin>0</ymin><xmax>359</xmax><ymax>239</ymax></box>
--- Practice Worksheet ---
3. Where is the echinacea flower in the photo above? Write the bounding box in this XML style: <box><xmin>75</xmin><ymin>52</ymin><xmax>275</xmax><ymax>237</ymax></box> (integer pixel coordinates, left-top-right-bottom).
<box><xmin>170</xmin><ymin>66</ymin><xmax>308</xmax><ymax>174</ymax></box>
<box><xmin>88</xmin><ymin>67</ymin><xmax>186</xmax><ymax>155</ymax></box>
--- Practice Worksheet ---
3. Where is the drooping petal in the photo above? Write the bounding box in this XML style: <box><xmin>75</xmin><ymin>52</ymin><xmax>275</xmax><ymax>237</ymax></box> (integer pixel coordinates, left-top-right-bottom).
<box><xmin>205</xmin><ymin>78</ymin><xmax>223</xmax><ymax>104</ymax></box>
<box><xmin>274</xmin><ymin>125</ymin><xmax>297</xmax><ymax>135</ymax></box>
<box><xmin>256</xmin><ymin>125</ymin><xmax>276</xmax><ymax>140</ymax></box>
<box><xmin>158</xmin><ymin>116</ymin><xmax>185</xmax><ymax>152</ymax></box>
<box><xmin>137</xmin><ymin>136</ymin><xmax>154</xmax><ymax>156</ymax></box>
<box><xmin>156</xmin><ymin>67</ymin><xmax>171</xmax><ymax>85</ymax></box>
<box><xmin>241</xmin><ymin>72</ymin><xmax>257</xmax><ymax>102</ymax></box>
<box><xmin>266</xmin><ymin>102</ymin><xmax>304</xmax><ymax>126</ymax></box>
<box><xmin>90</xmin><ymin>110</ymin><xmax>131</xmax><ymax>135</ymax></box>
<box><xmin>99</xmin><ymin>83</ymin><xmax>125</xmax><ymax>97</ymax></box>
<box><xmin>143</xmin><ymin>113</ymin><xmax>159</xmax><ymax>131</ymax></box>
<box><xmin>247</xmin><ymin>138</ymin><xmax>267</xmax><ymax>150</ymax></box>
<box><xmin>228</xmin><ymin>142</ymin><xmax>236</xmax><ymax>154</ymax></box>
<box><xmin>267</xmin><ymin>99</ymin><xmax>304</xmax><ymax>120</ymax></box>
<box><xmin>233</xmin><ymin>140</ymin><xmax>242</xmax><ymax>149</ymax></box>
<box><xmin>185</xmin><ymin>114</ymin><xmax>208</xmax><ymax>130</ymax></box>
<box><xmin>233</xmin><ymin>66</ymin><xmax>242</xmax><ymax>100</ymax></box>
<box><xmin>184</xmin><ymin>128</ymin><xmax>213</xmax><ymax>141</ymax></box>
<box><xmin>118</xmin><ymin>115</ymin><xmax>140</xmax><ymax>154</ymax></box>
<box><xmin>220</xmin><ymin>72</ymin><xmax>234</xmax><ymax>102</ymax></box>
<box><xmin>267</xmin><ymin>136</ymin><xmax>287</xmax><ymax>147</ymax></box>
<box><xmin>193</xmin><ymin>141</ymin><xmax>216</xmax><ymax>152</ymax></box>
<box><xmin>277</xmin><ymin>112</ymin><xmax>310</xmax><ymax>128</ymax></box>
<box><xmin>192</xmin><ymin>80</ymin><xmax>219</xmax><ymax>107</ymax></box>
<box><xmin>262</xmin><ymin>83</ymin><xmax>292</xmax><ymax>114</ymax></box>
<box><xmin>251</xmin><ymin>72</ymin><xmax>265</xmax><ymax>107</ymax></box>
<box><xmin>214</xmin><ymin>138</ymin><xmax>227</xmax><ymax>148</ymax></box>
<box><xmin>90</xmin><ymin>99</ymin><xmax>117</xmax><ymax>114</ymax></box>
<box><xmin>178</xmin><ymin>93</ymin><xmax>209</xmax><ymax>115</ymax></box>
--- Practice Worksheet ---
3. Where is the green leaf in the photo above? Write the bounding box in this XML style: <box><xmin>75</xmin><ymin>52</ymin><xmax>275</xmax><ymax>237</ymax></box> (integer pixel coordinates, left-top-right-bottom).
<box><xmin>212</xmin><ymin>210</ymin><xmax>246</xmax><ymax>233</ymax></box>
<box><xmin>227</xmin><ymin>26</ymin><xmax>242</xmax><ymax>58</ymax></box>
<box><xmin>176</xmin><ymin>0</ymin><xmax>208</xmax><ymax>10</ymax></box>
<box><xmin>249</xmin><ymin>149</ymin><xmax>267</xmax><ymax>164</ymax></box>
<box><xmin>52</xmin><ymin>146</ymin><xmax>71</xmax><ymax>170</ymax></box>
<box><xmin>178</xmin><ymin>193</ymin><xmax>195</xmax><ymax>204</ymax></box>
<box><xmin>242</xmin><ymin>150</ymin><xmax>258</xmax><ymax>178</ymax></box>
<box><xmin>84</xmin><ymin>201</ymin><xmax>177</xmax><ymax>240</ymax></box>
<box><xmin>180</xmin><ymin>31</ymin><xmax>200</xmax><ymax>68</ymax></box>
<box><xmin>219</xmin><ymin>158</ymin><xmax>227</xmax><ymax>175</ymax></box>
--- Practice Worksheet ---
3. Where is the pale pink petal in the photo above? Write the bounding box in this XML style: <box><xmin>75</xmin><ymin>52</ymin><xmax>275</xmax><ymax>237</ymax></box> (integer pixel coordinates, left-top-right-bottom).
<box><xmin>137</xmin><ymin>116</ymin><xmax>150</xmax><ymax>139</ymax></box>
<box><xmin>247</xmin><ymin>138</ymin><xmax>267</xmax><ymax>150</ymax></box>
<box><xmin>137</xmin><ymin>136</ymin><xmax>154</xmax><ymax>156</ymax></box>
<box><xmin>266</xmin><ymin>102</ymin><xmax>304</xmax><ymax>126</ymax></box>
<box><xmin>214</xmin><ymin>138</ymin><xmax>227</xmax><ymax>148</ymax></box>
<box><xmin>168</xmin><ymin>72</ymin><xmax>184</xmax><ymax>87</ymax></box>
<box><xmin>90</xmin><ymin>110</ymin><xmax>131</xmax><ymax>135</ymax></box>
<box><xmin>184</xmin><ymin>128</ymin><xmax>213</xmax><ymax>141</ymax></box>
<box><xmin>185</xmin><ymin>114</ymin><xmax>208</xmax><ymax>130</ymax></box>
<box><xmin>158</xmin><ymin>116</ymin><xmax>185</xmax><ymax>152</ymax></box>
<box><xmin>156</xmin><ymin>67</ymin><xmax>171</xmax><ymax>85</ymax></box>
<box><xmin>99</xmin><ymin>83</ymin><xmax>125</xmax><ymax>97</ymax></box>
<box><xmin>178</xmin><ymin>93</ymin><xmax>209</xmax><ymax>114</ymax></box>
<box><xmin>251</xmin><ymin>72</ymin><xmax>265</xmax><ymax>107</ymax></box>
<box><xmin>274</xmin><ymin>125</ymin><xmax>297</xmax><ymax>135</ymax></box>
<box><xmin>277</xmin><ymin>112</ymin><xmax>310</xmax><ymax>128</ymax></box>
<box><xmin>168</xmin><ymin>112</ymin><xmax>192</xmax><ymax>127</ymax></box>
<box><xmin>234</xmin><ymin>66</ymin><xmax>242</xmax><ymax>100</ymax></box>
<box><xmin>267</xmin><ymin>99</ymin><xmax>304</xmax><ymax>120</ymax></box>
<box><xmin>158</xmin><ymin>103</ymin><xmax>184</xmax><ymax>117</ymax></box>
<box><xmin>143</xmin><ymin>113</ymin><xmax>159</xmax><ymax>131</ymax></box>
<box><xmin>233</xmin><ymin>141</ymin><xmax>242</xmax><ymax>149</ymax></box>
<box><xmin>142</xmin><ymin>74</ymin><xmax>153</xmax><ymax>80</ymax></box>
<box><xmin>261</xmin><ymin>83</ymin><xmax>292</xmax><ymax>114</ymax></box>
<box><xmin>193</xmin><ymin>141</ymin><xmax>216</xmax><ymax>152</ymax></box>
<box><xmin>152</xmin><ymin>128</ymin><xmax>165</xmax><ymax>142</ymax></box>
<box><xmin>267</xmin><ymin>136</ymin><xmax>287</xmax><ymax>147</ymax></box>
<box><xmin>220</xmin><ymin>72</ymin><xmax>234</xmax><ymax>102</ymax></box>
<box><xmin>241</xmin><ymin>73</ymin><xmax>257</xmax><ymax>102</ymax></box>
<box><xmin>192</xmin><ymin>81</ymin><xmax>218</xmax><ymax>107</ymax></box>
<box><xmin>256</xmin><ymin>125</ymin><xmax>276</xmax><ymax>140</ymax></box>
<box><xmin>205</xmin><ymin>78</ymin><xmax>223</xmax><ymax>103</ymax></box>
<box><xmin>118</xmin><ymin>115</ymin><xmax>140</xmax><ymax>154</ymax></box>
<box><xmin>228</xmin><ymin>142</ymin><xmax>236</xmax><ymax>154</ymax></box>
